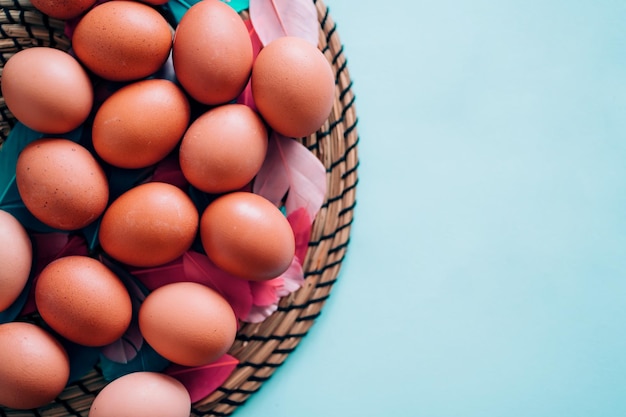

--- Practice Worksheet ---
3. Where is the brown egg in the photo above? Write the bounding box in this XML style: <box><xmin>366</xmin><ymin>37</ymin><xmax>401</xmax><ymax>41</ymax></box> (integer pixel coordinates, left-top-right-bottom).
<box><xmin>139</xmin><ymin>282</ymin><xmax>237</xmax><ymax>366</ymax></box>
<box><xmin>90</xmin><ymin>372</ymin><xmax>191</xmax><ymax>417</ymax></box>
<box><xmin>251</xmin><ymin>36</ymin><xmax>335</xmax><ymax>138</ymax></box>
<box><xmin>0</xmin><ymin>322</ymin><xmax>69</xmax><ymax>409</ymax></box>
<box><xmin>93</xmin><ymin>79</ymin><xmax>190</xmax><ymax>169</ymax></box>
<box><xmin>35</xmin><ymin>256</ymin><xmax>132</xmax><ymax>347</ymax></box>
<box><xmin>72</xmin><ymin>1</ymin><xmax>172</xmax><ymax>81</ymax></box>
<box><xmin>99</xmin><ymin>182</ymin><xmax>198</xmax><ymax>267</ymax></box>
<box><xmin>16</xmin><ymin>138</ymin><xmax>109</xmax><ymax>231</ymax></box>
<box><xmin>1</xmin><ymin>47</ymin><xmax>93</xmax><ymax>134</ymax></box>
<box><xmin>172</xmin><ymin>0</ymin><xmax>252</xmax><ymax>105</ymax></box>
<box><xmin>200</xmin><ymin>192</ymin><xmax>295</xmax><ymax>281</ymax></box>
<box><xmin>0</xmin><ymin>210</ymin><xmax>32</xmax><ymax>311</ymax></box>
<box><xmin>30</xmin><ymin>0</ymin><xmax>96</xmax><ymax>20</ymax></box>
<box><xmin>179</xmin><ymin>104</ymin><xmax>268</xmax><ymax>194</ymax></box>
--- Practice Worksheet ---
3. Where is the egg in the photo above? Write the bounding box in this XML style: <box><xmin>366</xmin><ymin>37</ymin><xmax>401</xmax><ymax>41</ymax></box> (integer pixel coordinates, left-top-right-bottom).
<box><xmin>35</xmin><ymin>256</ymin><xmax>132</xmax><ymax>347</ymax></box>
<box><xmin>89</xmin><ymin>372</ymin><xmax>190</xmax><ymax>417</ymax></box>
<box><xmin>251</xmin><ymin>36</ymin><xmax>335</xmax><ymax>138</ymax></box>
<box><xmin>0</xmin><ymin>322</ymin><xmax>70</xmax><ymax>409</ymax></box>
<box><xmin>92</xmin><ymin>79</ymin><xmax>191</xmax><ymax>169</ymax></box>
<box><xmin>172</xmin><ymin>0</ymin><xmax>253</xmax><ymax>105</ymax></box>
<box><xmin>99</xmin><ymin>182</ymin><xmax>199</xmax><ymax>267</ymax></box>
<box><xmin>200</xmin><ymin>192</ymin><xmax>295</xmax><ymax>281</ymax></box>
<box><xmin>72</xmin><ymin>1</ymin><xmax>172</xmax><ymax>81</ymax></box>
<box><xmin>0</xmin><ymin>210</ymin><xmax>32</xmax><ymax>312</ymax></box>
<box><xmin>179</xmin><ymin>104</ymin><xmax>268</xmax><ymax>194</ymax></box>
<box><xmin>0</xmin><ymin>47</ymin><xmax>93</xmax><ymax>134</ymax></box>
<box><xmin>16</xmin><ymin>138</ymin><xmax>109</xmax><ymax>231</ymax></box>
<box><xmin>139</xmin><ymin>282</ymin><xmax>237</xmax><ymax>367</ymax></box>
<box><xmin>30</xmin><ymin>0</ymin><xmax>97</xmax><ymax>20</ymax></box>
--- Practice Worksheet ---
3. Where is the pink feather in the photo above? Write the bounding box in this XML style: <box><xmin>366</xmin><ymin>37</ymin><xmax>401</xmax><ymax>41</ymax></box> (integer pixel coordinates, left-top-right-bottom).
<box><xmin>249</xmin><ymin>0</ymin><xmax>319</xmax><ymax>47</ymax></box>
<box><xmin>165</xmin><ymin>354</ymin><xmax>239</xmax><ymax>403</ymax></box>
<box><xmin>245</xmin><ymin>257</ymin><xmax>304</xmax><ymax>323</ymax></box>
<box><xmin>100</xmin><ymin>323</ymin><xmax>144</xmax><ymax>364</ymax></box>
<box><xmin>131</xmin><ymin>251</ymin><xmax>253</xmax><ymax>321</ymax></box>
<box><xmin>22</xmin><ymin>234</ymin><xmax>88</xmax><ymax>315</ymax></box>
<box><xmin>287</xmin><ymin>207</ymin><xmax>313</xmax><ymax>263</ymax></box>
<box><xmin>253</xmin><ymin>133</ymin><xmax>326</xmax><ymax>221</ymax></box>
<box><xmin>236</xmin><ymin>19</ymin><xmax>264</xmax><ymax>111</ymax></box>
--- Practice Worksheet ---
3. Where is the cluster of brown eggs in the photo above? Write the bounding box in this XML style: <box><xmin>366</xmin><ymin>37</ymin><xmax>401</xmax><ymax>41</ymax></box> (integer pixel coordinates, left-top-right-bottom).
<box><xmin>0</xmin><ymin>0</ymin><xmax>334</xmax><ymax>412</ymax></box>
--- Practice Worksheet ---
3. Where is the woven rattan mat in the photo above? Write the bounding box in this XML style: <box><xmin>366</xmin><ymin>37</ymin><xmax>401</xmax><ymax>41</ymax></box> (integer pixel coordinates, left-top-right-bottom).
<box><xmin>0</xmin><ymin>0</ymin><xmax>358</xmax><ymax>415</ymax></box>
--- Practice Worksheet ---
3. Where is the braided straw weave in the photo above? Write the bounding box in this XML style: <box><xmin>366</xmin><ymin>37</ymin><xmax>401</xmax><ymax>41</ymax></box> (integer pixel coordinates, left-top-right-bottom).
<box><xmin>0</xmin><ymin>0</ymin><xmax>358</xmax><ymax>415</ymax></box>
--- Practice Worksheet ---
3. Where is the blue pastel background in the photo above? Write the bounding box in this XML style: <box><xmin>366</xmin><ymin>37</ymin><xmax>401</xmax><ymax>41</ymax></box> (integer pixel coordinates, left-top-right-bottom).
<box><xmin>236</xmin><ymin>1</ymin><xmax>626</xmax><ymax>416</ymax></box>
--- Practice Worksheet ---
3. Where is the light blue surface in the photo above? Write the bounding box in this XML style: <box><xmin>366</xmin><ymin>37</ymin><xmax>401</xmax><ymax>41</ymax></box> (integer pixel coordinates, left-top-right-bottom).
<box><xmin>236</xmin><ymin>1</ymin><xmax>626</xmax><ymax>416</ymax></box>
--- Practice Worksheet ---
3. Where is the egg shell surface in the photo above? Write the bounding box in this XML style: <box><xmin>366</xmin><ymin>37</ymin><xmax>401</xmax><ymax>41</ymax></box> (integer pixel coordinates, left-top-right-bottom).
<box><xmin>172</xmin><ymin>0</ymin><xmax>253</xmax><ymax>105</ymax></box>
<box><xmin>0</xmin><ymin>47</ymin><xmax>93</xmax><ymax>134</ymax></box>
<box><xmin>99</xmin><ymin>182</ymin><xmax>199</xmax><ymax>267</ymax></box>
<box><xmin>139</xmin><ymin>282</ymin><xmax>237</xmax><ymax>367</ymax></box>
<box><xmin>72</xmin><ymin>0</ymin><xmax>172</xmax><ymax>81</ymax></box>
<box><xmin>30</xmin><ymin>0</ymin><xmax>96</xmax><ymax>20</ymax></box>
<box><xmin>15</xmin><ymin>138</ymin><xmax>109</xmax><ymax>231</ymax></box>
<box><xmin>89</xmin><ymin>372</ymin><xmax>191</xmax><ymax>417</ymax></box>
<box><xmin>179</xmin><ymin>103</ymin><xmax>268</xmax><ymax>193</ymax></box>
<box><xmin>200</xmin><ymin>192</ymin><xmax>295</xmax><ymax>281</ymax></box>
<box><xmin>35</xmin><ymin>255</ymin><xmax>133</xmax><ymax>347</ymax></box>
<box><xmin>251</xmin><ymin>36</ymin><xmax>335</xmax><ymax>138</ymax></box>
<box><xmin>92</xmin><ymin>79</ymin><xmax>191</xmax><ymax>169</ymax></box>
<box><xmin>0</xmin><ymin>322</ymin><xmax>70</xmax><ymax>409</ymax></box>
<box><xmin>0</xmin><ymin>210</ymin><xmax>32</xmax><ymax>311</ymax></box>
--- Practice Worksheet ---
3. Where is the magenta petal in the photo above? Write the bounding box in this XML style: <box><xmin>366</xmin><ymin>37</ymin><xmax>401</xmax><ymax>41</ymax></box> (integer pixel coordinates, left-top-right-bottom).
<box><xmin>151</xmin><ymin>154</ymin><xmax>189</xmax><ymax>190</ymax></box>
<box><xmin>287</xmin><ymin>207</ymin><xmax>313</xmax><ymax>264</ymax></box>
<box><xmin>244</xmin><ymin>18</ymin><xmax>263</xmax><ymax>60</ymax></box>
<box><xmin>249</xmin><ymin>278</ymin><xmax>281</xmax><ymax>306</ymax></box>
<box><xmin>244</xmin><ymin>258</ymin><xmax>304</xmax><ymax>323</ymax></box>
<box><xmin>165</xmin><ymin>354</ymin><xmax>239</xmax><ymax>403</ymax></box>
<box><xmin>22</xmin><ymin>233</ymin><xmax>89</xmax><ymax>315</ymax></box>
<box><xmin>131</xmin><ymin>258</ymin><xmax>186</xmax><ymax>291</ymax></box>
<box><xmin>182</xmin><ymin>251</ymin><xmax>253</xmax><ymax>321</ymax></box>
<box><xmin>31</xmin><ymin>233</ymin><xmax>88</xmax><ymax>275</ymax></box>
<box><xmin>236</xmin><ymin>79</ymin><xmax>257</xmax><ymax>112</ymax></box>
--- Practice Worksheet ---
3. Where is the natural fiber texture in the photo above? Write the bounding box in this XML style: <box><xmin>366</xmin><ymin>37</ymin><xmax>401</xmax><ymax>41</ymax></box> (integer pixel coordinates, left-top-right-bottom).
<box><xmin>0</xmin><ymin>0</ymin><xmax>358</xmax><ymax>416</ymax></box>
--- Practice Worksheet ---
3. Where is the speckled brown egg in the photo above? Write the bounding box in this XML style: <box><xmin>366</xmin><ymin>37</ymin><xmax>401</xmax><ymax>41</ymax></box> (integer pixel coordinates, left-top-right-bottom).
<box><xmin>92</xmin><ymin>79</ymin><xmax>190</xmax><ymax>169</ymax></box>
<box><xmin>172</xmin><ymin>0</ymin><xmax>252</xmax><ymax>105</ymax></box>
<box><xmin>0</xmin><ymin>47</ymin><xmax>93</xmax><ymax>134</ymax></box>
<box><xmin>15</xmin><ymin>138</ymin><xmax>109</xmax><ymax>231</ymax></box>
<box><xmin>251</xmin><ymin>36</ymin><xmax>335</xmax><ymax>138</ymax></box>
<box><xmin>99</xmin><ymin>182</ymin><xmax>198</xmax><ymax>267</ymax></box>
<box><xmin>200</xmin><ymin>192</ymin><xmax>295</xmax><ymax>281</ymax></box>
<box><xmin>0</xmin><ymin>322</ymin><xmax>69</xmax><ymax>409</ymax></box>
<box><xmin>179</xmin><ymin>104</ymin><xmax>268</xmax><ymax>194</ymax></box>
<box><xmin>30</xmin><ymin>0</ymin><xmax>96</xmax><ymax>20</ymax></box>
<box><xmin>72</xmin><ymin>0</ymin><xmax>172</xmax><ymax>81</ymax></box>
<box><xmin>35</xmin><ymin>256</ymin><xmax>132</xmax><ymax>347</ymax></box>
<box><xmin>138</xmin><ymin>282</ymin><xmax>237</xmax><ymax>367</ymax></box>
<box><xmin>0</xmin><ymin>210</ymin><xmax>32</xmax><ymax>312</ymax></box>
